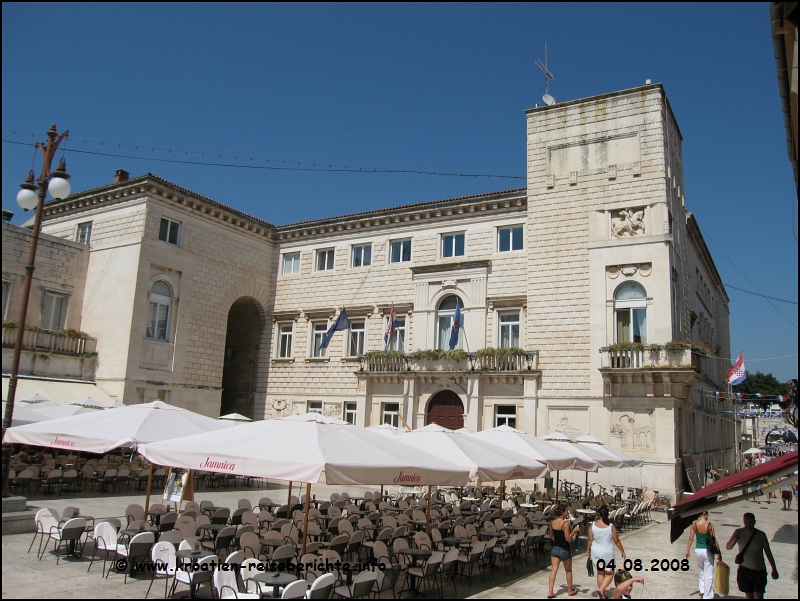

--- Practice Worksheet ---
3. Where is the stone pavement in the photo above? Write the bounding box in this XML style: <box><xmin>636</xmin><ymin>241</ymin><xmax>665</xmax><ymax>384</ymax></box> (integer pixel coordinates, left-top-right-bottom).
<box><xmin>2</xmin><ymin>482</ymin><xmax>796</xmax><ymax>599</ymax></box>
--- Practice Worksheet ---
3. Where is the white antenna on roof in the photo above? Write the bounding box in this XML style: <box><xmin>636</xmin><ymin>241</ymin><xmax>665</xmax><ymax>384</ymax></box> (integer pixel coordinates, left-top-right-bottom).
<box><xmin>536</xmin><ymin>42</ymin><xmax>555</xmax><ymax>105</ymax></box>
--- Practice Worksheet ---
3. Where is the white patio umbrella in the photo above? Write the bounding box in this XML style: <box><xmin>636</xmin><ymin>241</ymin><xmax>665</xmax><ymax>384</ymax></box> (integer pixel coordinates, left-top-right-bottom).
<box><xmin>219</xmin><ymin>413</ymin><xmax>252</xmax><ymax>422</ymax></box>
<box><xmin>4</xmin><ymin>401</ymin><xmax>227</xmax><ymax>453</ymax></box>
<box><xmin>575</xmin><ymin>435</ymin><xmax>643</xmax><ymax>467</ymax></box>
<box><xmin>743</xmin><ymin>447</ymin><xmax>765</xmax><ymax>455</ymax></box>
<box><xmin>20</xmin><ymin>393</ymin><xmax>56</xmax><ymax>405</ymax></box>
<box><xmin>1</xmin><ymin>401</ymin><xmax>43</xmax><ymax>427</ymax></box>
<box><xmin>470</xmin><ymin>425</ymin><xmax>599</xmax><ymax>472</ymax></box>
<box><xmin>66</xmin><ymin>397</ymin><xmax>108</xmax><ymax>409</ymax></box>
<box><xmin>30</xmin><ymin>404</ymin><xmax>103</xmax><ymax>420</ymax></box>
<box><xmin>396</xmin><ymin>424</ymin><xmax>547</xmax><ymax>505</ymax></box>
<box><xmin>365</xmin><ymin>423</ymin><xmax>405</xmax><ymax>436</ymax></box>
<box><xmin>541</xmin><ymin>431</ymin><xmax>608</xmax><ymax>501</ymax></box>
<box><xmin>395</xmin><ymin>424</ymin><xmax>546</xmax><ymax>482</ymax></box>
<box><xmin>138</xmin><ymin>413</ymin><xmax>470</xmax><ymax>551</ymax></box>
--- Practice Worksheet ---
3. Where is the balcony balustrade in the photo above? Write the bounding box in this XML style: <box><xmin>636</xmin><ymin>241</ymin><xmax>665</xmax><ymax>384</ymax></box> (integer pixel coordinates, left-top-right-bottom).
<box><xmin>359</xmin><ymin>350</ymin><xmax>538</xmax><ymax>373</ymax></box>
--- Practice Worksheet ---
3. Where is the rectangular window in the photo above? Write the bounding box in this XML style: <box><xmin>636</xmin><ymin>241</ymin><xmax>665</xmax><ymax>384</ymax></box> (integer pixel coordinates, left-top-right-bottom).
<box><xmin>388</xmin><ymin>317</ymin><xmax>405</xmax><ymax>352</ymax></box>
<box><xmin>495</xmin><ymin>405</ymin><xmax>517</xmax><ymax>428</ymax></box>
<box><xmin>390</xmin><ymin>239</ymin><xmax>412</xmax><ymax>263</ymax></box>
<box><xmin>312</xmin><ymin>322</ymin><xmax>328</xmax><ymax>357</ymax></box>
<box><xmin>352</xmin><ymin>244</ymin><xmax>372</xmax><ymax>267</ymax></box>
<box><xmin>498</xmin><ymin>225</ymin><xmax>523</xmax><ymax>252</ymax></box>
<box><xmin>1</xmin><ymin>281</ymin><xmax>9</xmax><ymax>319</ymax></box>
<box><xmin>349</xmin><ymin>321</ymin><xmax>365</xmax><ymax>356</ymax></box>
<box><xmin>441</xmin><ymin>233</ymin><xmax>465</xmax><ymax>258</ymax></box>
<box><xmin>42</xmin><ymin>293</ymin><xmax>67</xmax><ymax>330</ymax></box>
<box><xmin>437</xmin><ymin>314</ymin><xmax>464</xmax><ymax>350</ymax></box>
<box><xmin>146</xmin><ymin>301</ymin><xmax>170</xmax><ymax>341</ymax></box>
<box><xmin>308</xmin><ymin>401</ymin><xmax>322</xmax><ymax>414</ymax></box>
<box><xmin>615</xmin><ymin>308</ymin><xmax>647</xmax><ymax>344</ymax></box>
<box><xmin>283</xmin><ymin>252</ymin><xmax>300</xmax><ymax>275</ymax></box>
<box><xmin>76</xmin><ymin>222</ymin><xmax>92</xmax><ymax>245</ymax></box>
<box><xmin>316</xmin><ymin>249</ymin><xmax>335</xmax><ymax>271</ymax></box>
<box><xmin>278</xmin><ymin>323</ymin><xmax>293</xmax><ymax>358</ymax></box>
<box><xmin>499</xmin><ymin>312</ymin><xmax>520</xmax><ymax>348</ymax></box>
<box><xmin>345</xmin><ymin>402</ymin><xmax>357</xmax><ymax>425</ymax></box>
<box><xmin>382</xmin><ymin>403</ymin><xmax>400</xmax><ymax>427</ymax></box>
<box><xmin>158</xmin><ymin>218</ymin><xmax>180</xmax><ymax>245</ymax></box>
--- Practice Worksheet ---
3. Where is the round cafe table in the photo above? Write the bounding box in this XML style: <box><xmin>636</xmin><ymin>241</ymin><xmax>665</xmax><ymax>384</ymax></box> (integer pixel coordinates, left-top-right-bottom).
<box><xmin>254</xmin><ymin>572</ymin><xmax>298</xmax><ymax>598</ymax></box>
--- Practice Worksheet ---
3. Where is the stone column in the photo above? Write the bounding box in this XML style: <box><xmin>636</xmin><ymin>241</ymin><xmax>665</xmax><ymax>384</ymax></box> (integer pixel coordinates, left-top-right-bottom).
<box><xmin>356</xmin><ymin>372</ymin><xmax>370</xmax><ymax>426</ymax></box>
<box><xmin>464</xmin><ymin>374</ymin><xmax>481</xmax><ymax>431</ymax></box>
<box><xmin>403</xmin><ymin>375</ymin><xmax>416</xmax><ymax>429</ymax></box>
<box><xmin>523</xmin><ymin>373</ymin><xmax>539</xmax><ymax>434</ymax></box>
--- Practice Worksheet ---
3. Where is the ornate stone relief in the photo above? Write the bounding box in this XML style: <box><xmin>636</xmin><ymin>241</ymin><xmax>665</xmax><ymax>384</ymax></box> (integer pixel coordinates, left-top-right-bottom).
<box><xmin>606</xmin><ymin>263</ymin><xmax>652</xmax><ymax>279</ymax></box>
<box><xmin>607</xmin><ymin>164</ymin><xmax>617</xmax><ymax>179</ymax></box>
<box><xmin>266</xmin><ymin>398</ymin><xmax>289</xmax><ymax>419</ymax></box>
<box><xmin>610</xmin><ymin>410</ymin><xmax>652</xmax><ymax>449</ymax></box>
<box><xmin>547</xmin><ymin>409</ymin><xmax>587</xmax><ymax>439</ymax></box>
<box><xmin>611</xmin><ymin>208</ymin><xmax>646</xmax><ymax>238</ymax></box>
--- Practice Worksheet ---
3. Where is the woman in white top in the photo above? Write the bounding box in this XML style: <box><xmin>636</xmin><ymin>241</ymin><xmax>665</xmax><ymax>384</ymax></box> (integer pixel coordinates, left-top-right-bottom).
<box><xmin>587</xmin><ymin>505</ymin><xmax>626</xmax><ymax>599</ymax></box>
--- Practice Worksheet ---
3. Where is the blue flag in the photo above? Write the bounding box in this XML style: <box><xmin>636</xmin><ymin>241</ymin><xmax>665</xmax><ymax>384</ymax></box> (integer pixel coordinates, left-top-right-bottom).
<box><xmin>318</xmin><ymin>308</ymin><xmax>350</xmax><ymax>351</ymax></box>
<box><xmin>448</xmin><ymin>301</ymin><xmax>462</xmax><ymax>350</ymax></box>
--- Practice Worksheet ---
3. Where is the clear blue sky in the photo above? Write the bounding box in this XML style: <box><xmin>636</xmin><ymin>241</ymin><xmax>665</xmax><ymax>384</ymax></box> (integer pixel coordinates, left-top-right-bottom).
<box><xmin>2</xmin><ymin>3</ymin><xmax>797</xmax><ymax>381</ymax></box>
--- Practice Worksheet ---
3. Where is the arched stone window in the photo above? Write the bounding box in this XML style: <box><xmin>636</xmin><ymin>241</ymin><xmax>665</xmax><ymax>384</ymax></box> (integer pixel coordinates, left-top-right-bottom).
<box><xmin>146</xmin><ymin>281</ymin><xmax>172</xmax><ymax>341</ymax></box>
<box><xmin>436</xmin><ymin>294</ymin><xmax>463</xmax><ymax>350</ymax></box>
<box><xmin>614</xmin><ymin>281</ymin><xmax>647</xmax><ymax>344</ymax></box>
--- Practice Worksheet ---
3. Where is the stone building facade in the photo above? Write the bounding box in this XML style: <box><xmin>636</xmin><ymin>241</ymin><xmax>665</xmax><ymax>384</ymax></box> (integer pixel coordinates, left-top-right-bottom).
<box><xmin>15</xmin><ymin>83</ymin><xmax>735</xmax><ymax>498</ymax></box>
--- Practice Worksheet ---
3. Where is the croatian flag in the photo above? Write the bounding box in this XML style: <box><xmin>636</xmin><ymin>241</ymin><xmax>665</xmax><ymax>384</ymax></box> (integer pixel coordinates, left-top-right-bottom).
<box><xmin>755</xmin><ymin>393</ymin><xmax>764</xmax><ymax>399</ymax></box>
<box><xmin>714</xmin><ymin>391</ymin><xmax>723</xmax><ymax>402</ymax></box>
<box><xmin>726</xmin><ymin>352</ymin><xmax>746</xmax><ymax>386</ymax></box>
<box><xmin>448</xmin><ymin>301</ymin><xmax>463</xmax><ymax>350</ymax></box>
<box><xmin>736</xmin><ymin>393</ymin><xmax>745</xmax><ymax>401</ymax></box>
<box><xmin>318</xmin><ymin>308</ymin><xmax>350</xmax><ymax>351</ymax></box>
<box><xmin>383</xmin><ymin>305</ymin><xmax>399</xmax><ymax>353</ymax></box>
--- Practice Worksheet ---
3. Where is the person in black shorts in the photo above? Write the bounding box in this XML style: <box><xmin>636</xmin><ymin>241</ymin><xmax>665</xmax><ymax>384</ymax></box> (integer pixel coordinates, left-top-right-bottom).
<box><xmin>725</xmin><ymin>513</ymin><xmax>779</xmax><ymax>599</ymax></box>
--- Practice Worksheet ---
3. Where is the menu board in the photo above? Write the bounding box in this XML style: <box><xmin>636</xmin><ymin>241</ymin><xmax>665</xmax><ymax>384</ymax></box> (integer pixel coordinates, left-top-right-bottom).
<box><xmin>163</xmin><ymin>468</ymin><xmax>189</xmax><ymax>504</ymax></box>
<box><xmin>682</xmin><ymin>454</ymin><xmax>704</xmax><ymax>493</ymax></box>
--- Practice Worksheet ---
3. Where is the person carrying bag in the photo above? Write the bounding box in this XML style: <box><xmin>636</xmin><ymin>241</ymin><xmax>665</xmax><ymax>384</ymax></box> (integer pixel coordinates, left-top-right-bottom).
<box><xmin>685</xmin><ymin>510</ymin><xmax>719</xmax><ymax>599</ymax></box>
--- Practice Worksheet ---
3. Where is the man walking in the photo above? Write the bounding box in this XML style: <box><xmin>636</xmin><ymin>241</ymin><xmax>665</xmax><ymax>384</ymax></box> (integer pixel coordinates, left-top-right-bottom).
<box><xmin>780</xmin><ymin>481</ymin><xmax>793</xmax><ymax>510</ymax></box>
<box><xmin>725</xmin><ymin>513</ymin><xmax>779</xmax><ymax>599</ymax></box>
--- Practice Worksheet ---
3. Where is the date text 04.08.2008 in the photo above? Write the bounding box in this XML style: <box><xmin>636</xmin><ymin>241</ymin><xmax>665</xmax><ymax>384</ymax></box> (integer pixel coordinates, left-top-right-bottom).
<box><xmin>595</xmin><ymin>559</ymin><xmax>690</xmax><ymax>572</ymax></box>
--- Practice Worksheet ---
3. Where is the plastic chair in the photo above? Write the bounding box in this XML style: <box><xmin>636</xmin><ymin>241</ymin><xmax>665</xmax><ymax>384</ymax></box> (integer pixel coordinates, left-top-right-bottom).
<box><xmin>113</xmin><ymin>531</ymin><xmax>155</xmax><ymax>583</ymax></box>
<box><xmin>28</xmin><ymin>507</ymin><xmax>59</xmax><ymax>556</ymax></box>
<box><xmin>171</xmin><ymin>554</ymin><xmax>217</xmax><ymax>598</ymax></box>
<box><xmin>282</xmin><ymin>580</ymin><xmax>309</xmax><ymax>599</ymax></box>
<box><xmin>86</xmin><ymin>521</ymin><xmax>120</xmax><ymax>576</ymax></box>
<box><xmin>46</xmin><ymin>517</ymin><xmax>87</xmax><ymax>564</ymax></box>
<box><xmin>145</xmin><ymin>541</ymin><xmax>176</xmax><ymax>599</ymax></box>
<box><xmin>306</xmin><ymin>572</ymin><xmax>335</xmax><ymax>599</ymax></box>
<box><xmin>332</xmin><ymin>569</ymin><xmax>376</xmax><ymax>599</ymax></box>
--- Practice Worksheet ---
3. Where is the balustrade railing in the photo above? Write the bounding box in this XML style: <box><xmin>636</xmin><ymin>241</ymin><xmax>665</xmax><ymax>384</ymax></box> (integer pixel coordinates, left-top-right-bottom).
<box><xmin>359</xmin><ymin>350</ymin><xmax>538</xmax><ymax>373</ymax></box>
<box><xmin>1</xmin><ymin>325</ymin><xmax>97</xmax><ymax>355</ymax></box>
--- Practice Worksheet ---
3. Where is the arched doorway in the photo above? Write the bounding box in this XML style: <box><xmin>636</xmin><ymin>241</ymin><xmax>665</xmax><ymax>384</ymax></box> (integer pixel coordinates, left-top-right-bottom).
<box><xmin>220</xmin><ymin>297</ymin><xmax>263</xmax><ymax>419</ymax></box>
<box><xmin>426</xmin><ymin>390</ymin><xmax>464</xmax><ymax>429</ymax></box>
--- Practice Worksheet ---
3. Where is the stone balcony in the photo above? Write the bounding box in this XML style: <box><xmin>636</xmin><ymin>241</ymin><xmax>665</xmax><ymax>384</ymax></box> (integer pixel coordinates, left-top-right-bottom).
<box><xmin>599</xmin><ymin>346</ymin><xmax>721</xmax><ymax>398</ymax></box>
<box><xmin>358</xmin><ymin>350</ymin><xmax>539</xmax><ymax>373</ymax></box>
<box><xmin>2</xmin><ymin>325</ymin><xmax>98</xmax><ymax>380</ymax></box>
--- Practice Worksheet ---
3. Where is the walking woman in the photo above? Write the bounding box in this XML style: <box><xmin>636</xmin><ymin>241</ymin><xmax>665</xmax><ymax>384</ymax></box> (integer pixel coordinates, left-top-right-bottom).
<box><xmin>587</xmin><ymin>505</ymin><xmax>626</xmax><ymax>599</ymax></box>
<box><xmin>685</xmin><ymin>510</ymin><xmax>718</xmax><ymax>599</ymax></box>
<box><xmin>547</xmin><ymin>503</ymin><xmax>582</xmax><ymax>598</ymax></box>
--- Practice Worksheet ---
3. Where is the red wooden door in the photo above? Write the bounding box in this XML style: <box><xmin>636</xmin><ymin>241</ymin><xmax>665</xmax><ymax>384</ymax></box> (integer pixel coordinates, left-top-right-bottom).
<box><xmin>426</xmin><ymin>391</ymin><xmax>464</xmax><ymax>429</ymax></box>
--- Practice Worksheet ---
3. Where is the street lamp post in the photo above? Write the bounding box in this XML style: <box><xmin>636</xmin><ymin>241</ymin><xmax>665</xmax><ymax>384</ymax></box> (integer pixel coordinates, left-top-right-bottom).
<box><xmin>1</xmin><ymin>124</ymin><xmax>70</xmax><ymax>497</ymax></box>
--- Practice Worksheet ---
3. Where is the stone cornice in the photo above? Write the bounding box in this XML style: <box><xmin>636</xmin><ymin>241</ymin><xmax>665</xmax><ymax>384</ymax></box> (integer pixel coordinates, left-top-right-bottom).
<box><xmin>41</xmin><ymin>174</ymin><xmax>527</xmax><ymax>246</ymax></box>
<box><xmin>410</xmin><ymin>260</ymin><xmax>491</xmax><ymax>275</ymax></box>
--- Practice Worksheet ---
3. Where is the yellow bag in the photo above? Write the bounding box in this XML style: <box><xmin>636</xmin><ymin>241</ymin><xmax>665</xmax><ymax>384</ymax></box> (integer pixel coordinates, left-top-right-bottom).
<box><xmin>715</xmin><ymin>560</ymin><xmax>730</xmax><ymax>596</ymax></box>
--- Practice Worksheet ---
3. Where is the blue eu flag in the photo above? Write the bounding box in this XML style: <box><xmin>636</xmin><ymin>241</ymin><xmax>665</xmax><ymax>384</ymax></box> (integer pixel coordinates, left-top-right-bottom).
<box><xmin>448</xmin><ymin>302</ymin><xmax>462</xmax><ymax>350</ymax></box>
<box><xmin>318</xmin><ymin>308</ymin><xmax>350</xmax><ymax>351</ymax></box>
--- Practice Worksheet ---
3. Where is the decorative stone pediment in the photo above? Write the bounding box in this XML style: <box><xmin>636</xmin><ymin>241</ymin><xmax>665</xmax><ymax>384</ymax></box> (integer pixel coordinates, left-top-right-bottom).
<box><xmin>606</xmin><ymin>263</ymin><xmax>652</xmax><ymax>279</ymax></box>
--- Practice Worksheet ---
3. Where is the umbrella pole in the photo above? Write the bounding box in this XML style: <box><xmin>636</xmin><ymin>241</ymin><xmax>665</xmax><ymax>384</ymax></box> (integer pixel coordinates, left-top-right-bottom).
<box><xmin>144</xmin><ymin>462</ymin><xmax>154</xmax><ymax>515</ymax></box>
<box><xmin>287</xmin><ymin>481</ymin><xmax>293</xmax><ymax>514</ymax></box>
<box><xmin>585</xmin><ymin>471</ymin><xmax>589</xmax><ymax>499</ymax></box>
<box><xmin>426</xmin><ymin>485</ymin><xmax>432</xmax><ymax>535</ymax></box>
<box><xmin>555</xmin><ymin>471</ymin><xmax>559</xmax><ymax>503</ymax></box>
<box><xmin>301</xmin><ymin>483</ymin><xmax>311</xmax><ymax>557</ymax></box>
<box><xmin>380</xmin><ymin>484</ymin><xmax>384</xmax><ymax>500</ymax></box>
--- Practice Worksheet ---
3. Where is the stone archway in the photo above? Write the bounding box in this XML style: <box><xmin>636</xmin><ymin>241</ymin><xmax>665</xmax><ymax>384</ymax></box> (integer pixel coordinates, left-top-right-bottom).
<box><xmin>426</xmin><ymin>390</ymin><xmax>465</xmax><ymax>429</ymax></box>
<box><xmin>220</xmin><ymin>297</ymin><xmax>263</xmax><ymax>419</ymax></box>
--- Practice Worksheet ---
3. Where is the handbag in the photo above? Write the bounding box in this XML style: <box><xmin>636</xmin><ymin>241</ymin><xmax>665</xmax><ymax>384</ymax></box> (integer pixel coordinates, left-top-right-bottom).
<box><xmin>587</xmin><ymin>556</ymin><xmax>594</xmax><ymax>577</ymax></box>
<box><xmin>706</xmin><ymin>525</ymin><xmax>720</xmax><ymax>555</ymax></box>
<box><xmin>735</xmin><ymin>529</ymin><xmax>757</xmax><ymax>565</ymax></box>
<box><xmin>714</xmin><ymin>560</ymin><xmax>730</xmax><ymax>596</ymax></box>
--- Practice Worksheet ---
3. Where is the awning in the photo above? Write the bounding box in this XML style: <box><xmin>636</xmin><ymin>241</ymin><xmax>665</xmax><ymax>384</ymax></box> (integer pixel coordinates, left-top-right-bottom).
<box><xmin>2</xmin><ymin>376</ymin><xmax>118</xmax><ymax>406</ymax></box>
<box><xmin>668</xmin><ymin>450</ymin><xmax>798</xmax><ymax>542</ymax></box>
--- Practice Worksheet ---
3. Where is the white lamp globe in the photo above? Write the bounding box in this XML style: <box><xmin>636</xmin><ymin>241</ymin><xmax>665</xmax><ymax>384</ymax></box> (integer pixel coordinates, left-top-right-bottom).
<box><xmin>48</xmin><ymin>176</ymin><xmax>71</xmax><ymax>200</ymax></box>
<box><xmin>16</xmin><ymin>188</ymin><xmax>39</xmax><ymax>211</ymax></box>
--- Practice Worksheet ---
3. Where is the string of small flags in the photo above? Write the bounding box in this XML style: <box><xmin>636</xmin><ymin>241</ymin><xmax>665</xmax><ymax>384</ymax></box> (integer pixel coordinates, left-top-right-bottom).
<box><xmin>701</xmin><ymin>391</ymin><xmax>789</xmax><ymax>403</ymax></box>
